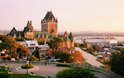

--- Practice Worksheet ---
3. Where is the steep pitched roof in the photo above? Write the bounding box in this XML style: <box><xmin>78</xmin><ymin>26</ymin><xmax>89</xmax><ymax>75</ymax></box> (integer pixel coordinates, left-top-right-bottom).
<box><xmin>69</xmin><ymin>32</ymin><xmax>74</xmax><ymax>42</ymax></box>
<box><xmin>43</xmin><ymin>11</ymin><xmax>56</xmax><ymax>21</ymax></box>
<box><xmin>23</xmin><ymin>21</ymin><xmax>34</xmax><ymax>32</ymax></box>
<box><xmin>9</xmin><ymin>27</ymin><xmax>18</xmax><ymax>35</ymax></box>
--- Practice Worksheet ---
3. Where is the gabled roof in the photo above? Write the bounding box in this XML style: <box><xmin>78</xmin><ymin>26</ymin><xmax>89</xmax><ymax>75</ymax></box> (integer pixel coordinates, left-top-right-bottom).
<box><xmin>69</xmin><ymin>32</ymin><xmax>74</xmax><ymax>42</ymax></box>
<box><xmin>9</xmin><ymin>27</ymin><xmax>18</xmax><ymax>35</ymax></box>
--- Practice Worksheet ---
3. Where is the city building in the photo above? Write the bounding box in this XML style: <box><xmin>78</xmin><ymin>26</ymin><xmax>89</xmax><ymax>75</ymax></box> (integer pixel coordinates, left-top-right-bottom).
<box><xmin>23</xmin><ymin>21</ymin><xmax>35</xmax><ymax>39</ymax></box>
<box><xmin>8</xmin><ymin>21</ymin><xmax>35</xmax><ymax>40</ymax></box>
<box><xmin>8</xmin><ymin>11</ymin><xmax>58</xmax><ymax>39</ymax></box>
<box><xmin>25</xmin><ymin>40</ymin><xmax>39</xmax><ymax>52</ymax></box>
<box><xmin>41</xmin><ymin>11</ymin><xmax>58</xmax><ymax>37</ymax></box>
<box><xmin>61</xmin><ymin>31</ymin><xmax>74</xmax><ymax>49</ymax></box>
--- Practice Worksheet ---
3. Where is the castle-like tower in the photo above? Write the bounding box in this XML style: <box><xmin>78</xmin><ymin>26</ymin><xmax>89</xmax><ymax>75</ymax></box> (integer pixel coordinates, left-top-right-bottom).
<box><xmin>23</xmin><ymin>21</ymin><xmax>35</xmax><ymax>39</ymax></box>
<box><xmin>41</xmin><ymin>11</ymin><xmax>58</xmax><ymax>37</ymax></box>
<box><xmin>8</xmin><ymin>21</ymin><xmax>35</xmax><ymax>39</ymax></box>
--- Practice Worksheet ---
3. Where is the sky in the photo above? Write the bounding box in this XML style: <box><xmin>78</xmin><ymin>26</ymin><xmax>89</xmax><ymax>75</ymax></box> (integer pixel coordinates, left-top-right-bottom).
<box><xmin>0</xmin><ymin>0</ymin><xmax>124</xmax><ymax>33</ymax></box>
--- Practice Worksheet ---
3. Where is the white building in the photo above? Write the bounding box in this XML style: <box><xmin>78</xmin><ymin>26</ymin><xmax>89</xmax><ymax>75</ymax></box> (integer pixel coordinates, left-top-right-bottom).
<box><xmin>39</xmin><ymin>44</ymin><xmax>49</xmax><ymax>51</ymax></box>
<box><xmin>18</xmin><ymin>40</ymin><xmax>49</xmax><ymax>54</ymax></box>
<box><xmin>25</xmin><ymin>40</ymin><xmax>39</xmax><ymax>52</ymax></box>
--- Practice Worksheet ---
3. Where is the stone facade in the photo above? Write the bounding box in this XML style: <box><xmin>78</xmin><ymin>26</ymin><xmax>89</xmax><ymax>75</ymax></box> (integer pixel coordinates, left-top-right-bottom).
<box><xmin>41</xmin><ymin>11</ymin><xmax>58</xmax><ymax>37</ymax></box>
<box><xmin>8</xmin><ymin>11</ymin><xmax>58</xmax><ymax>39</ymax></box>
<box><xmin>23</xmin><ymin>21</ymin><xmax>35</xmax><ymax>39</ymax></box>
<box><xmin>8</xmin><ymin>21</ymin><xmax>35</xmax><ymax>40</ymax></box>
<box><xmin>62</xmin><ymin>31</ymin><xmax>74</xmax><ymax>49</ymax></box>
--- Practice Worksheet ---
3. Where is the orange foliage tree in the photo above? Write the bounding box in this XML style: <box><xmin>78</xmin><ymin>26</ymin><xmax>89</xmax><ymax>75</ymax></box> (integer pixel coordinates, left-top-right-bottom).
<box><xmin>71</xmin><ymin>51</ymin><xmax>84</xmax><ymax>64</ymax></box>
<box><xmin>0</xmin><ymin>35</ymin><xmax>29</xmax><ymax>59</ymax></box>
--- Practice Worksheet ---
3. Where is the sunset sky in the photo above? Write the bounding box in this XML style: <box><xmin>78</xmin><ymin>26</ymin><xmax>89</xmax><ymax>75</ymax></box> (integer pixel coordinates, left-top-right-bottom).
<box><xmin>0</xmin><ymin>0</ymin><xmax>124</xmax><ymax>32</ymax></box>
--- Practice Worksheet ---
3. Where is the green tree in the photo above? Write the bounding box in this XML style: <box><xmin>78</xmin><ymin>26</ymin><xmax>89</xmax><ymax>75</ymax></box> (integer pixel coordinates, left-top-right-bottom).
<box><xmin>87</xmin><ymin>47</ymin><xmax>95</xmax><ymax>54</ymax></box>
<box><xmin>32</xmin><ymin>47</ymin><xmax>40</xmax><ymax>59</ymax></box>
<box><xmin>56</xmin><ymin>67</ymin><xmax>97</xmax><ymax>78</ymax></box>
<box><xmin>79</xmin><ymin>44</ymin><xmax>84</xmax><ymax>47</ymax></box>
<box><xmin>52</xmin><ymin>51</ymin><xmax>71</xmax><ymax>62</ymax></box>
<box><xmin>48</xmin><ymin>37</ymin><xmax>62</xmax><ymax>49</ymax></box>
<box><xmin>110</xmin><ymin>50</ymin><xmax>124</xmax><ymax>76</ymax></box>
<box><xmin>0</xmin><ymin>43</ymin><xmax>10</xmax><ymax>51</ymax></box>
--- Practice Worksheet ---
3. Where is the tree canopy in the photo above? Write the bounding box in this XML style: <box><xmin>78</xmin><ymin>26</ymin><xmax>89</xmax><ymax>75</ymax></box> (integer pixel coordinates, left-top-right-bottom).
<box><xmin>110</xmin><ymin>50</ymin><xmax>124</xmax><ymax>76</ymax></box>
<box><xmin>52</xmin><ymin>51</ymin><xmax>71</xmax><ymax>62</ymax></box>
<box><xmin>48</xmin><ymin>37</ymin><xmax>62</xmax><ymax>49</ymax></box>
<box><xmin>56</xmin><ymin>67</ymin><xmax>97</xmax><ymax>78</ymax></box>
<box><xmin>0</xmin><ymin>35</ymin><xmax>19</xmax><ymax>52</ymax></box>
<box><xmin>0</xmin><ymin>35</ymin><xmax>29</xmax><ymax>59</ymax></box>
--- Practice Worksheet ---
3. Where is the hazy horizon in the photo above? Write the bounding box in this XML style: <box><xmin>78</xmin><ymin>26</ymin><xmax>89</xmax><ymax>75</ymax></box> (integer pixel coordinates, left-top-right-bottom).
<box><xmin>0</xmin><ymin>0</ymin><xmax>124</xmax><ymax>33</ymax></box>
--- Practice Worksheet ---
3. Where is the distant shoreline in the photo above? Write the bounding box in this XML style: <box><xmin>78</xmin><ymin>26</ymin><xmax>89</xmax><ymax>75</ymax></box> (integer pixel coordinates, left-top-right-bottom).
<box><xmin>0</xmin><ymin>30</ymin><xmax>124</xmax><ymax>36</ymax></box>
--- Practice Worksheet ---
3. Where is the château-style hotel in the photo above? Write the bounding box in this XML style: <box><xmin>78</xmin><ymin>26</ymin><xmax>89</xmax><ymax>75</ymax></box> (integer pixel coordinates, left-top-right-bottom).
<box><xmin>8</xmin><ymin>11</ymin><xmax>58</xmax><ymax>39</ymax></box>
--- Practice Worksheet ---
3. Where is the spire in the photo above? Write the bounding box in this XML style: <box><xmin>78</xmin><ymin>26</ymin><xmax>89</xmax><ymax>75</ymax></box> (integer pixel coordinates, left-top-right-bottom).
<box><xmin>29</xmin><ymin>21</ymin><xmax>32</xmax><ymax>26</ymax></box>
<box><xmin>23</xmin><ymin>20</ymin><xmax>34</xmax><ymax>32</ymax></box>
<box><xmin>63</xmin><ymin>31</ymin><xmax>69</xmax><ymax>41</ymax></box>
<box><xmin>27</xmin><ymin>21</ymin><xmax>30</xmax><ymax>27</ymax></box>
<box><xmin>69</xmin><ymin>32</ymin><xmax>73</xmax><ymax>42</ymax></box>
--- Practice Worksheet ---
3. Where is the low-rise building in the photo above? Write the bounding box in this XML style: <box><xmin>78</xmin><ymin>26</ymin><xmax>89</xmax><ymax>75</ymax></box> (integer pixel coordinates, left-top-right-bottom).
<box><xmin>25</xmin><ymin>40</ymin><xmax>39</xmax><ymax>52</ymax></box>
<box><xmin>39</xmin><ymin>44</ymin><xmax>49</xmax><ymax>51</ymax></box>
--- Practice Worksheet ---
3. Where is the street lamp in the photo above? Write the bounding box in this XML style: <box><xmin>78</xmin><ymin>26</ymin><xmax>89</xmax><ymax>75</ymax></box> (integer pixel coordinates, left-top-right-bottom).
<box><xmin>26</xmin><ymin>60</ymin><xmax>29</xmax><ymax>75</ymax></box>
<box><xmin>84</xmin><ymin>59</ymin><xmax>89</xmax><ymax>71</ymax></box>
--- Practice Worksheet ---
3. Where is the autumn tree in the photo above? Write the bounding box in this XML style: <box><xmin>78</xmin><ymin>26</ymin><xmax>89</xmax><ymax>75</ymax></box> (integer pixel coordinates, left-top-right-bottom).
<box><xmin>37</xmin><ymin>38</ymin><xmax>44</xmax><ymax>45</ymax></box>
<box><xmin>71</xmin><ymin>51</ymin><xmax>83</xmax><ymax>64</ymax></box>
<box><xmin>0</xmin><ymin>35</ymin><xmax>19</xmax><ymax>53</ymax></box>
<box><xmin>17</xmin><ymin>45</ymin><xmax>29</xmax><ymax>59</ymax></box>
<box><xmin>0</xmin><ymin>35</ymin><xmax>29</xmax><ymax>59</ymax></box>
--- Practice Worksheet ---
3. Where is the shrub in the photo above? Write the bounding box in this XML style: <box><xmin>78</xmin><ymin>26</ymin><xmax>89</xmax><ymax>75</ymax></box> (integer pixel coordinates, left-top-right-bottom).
<box><xmin>56</xmin><ymin>63</ymin><xmax>72</xmax><ymax>67</ymax></box>
<box><xmin>0</xmin><ymin>66</ymin><xmax>9</xmax><ymax>73</ymax></box>
<box><xmin>0</xmin><ymin>73</ymin><xmax>9</xmax><ymax>78</ymax></box>
<box><xmin>21</xmin><ymin>63</ymin><xmax>34</xmax><ymax>69</ymax></box>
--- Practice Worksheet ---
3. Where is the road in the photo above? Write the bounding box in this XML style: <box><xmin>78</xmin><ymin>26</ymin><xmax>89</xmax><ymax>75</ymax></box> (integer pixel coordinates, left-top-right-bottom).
<box><xmin>0</xmin><ymin>62</ymin><xmax>67</xmax><ymax>78</ymax></box>
<box><xmin>75</xmin><ymin>47</ymin><xmax>103</xmax><ymax>67</ymax></box>
<box><xmin>0</xmin><ymin>61</ymin><xmax>113</xmax><ymax>78</ymax></box>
